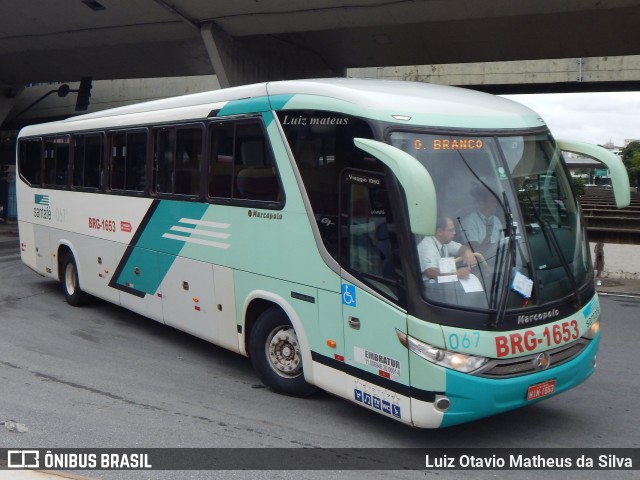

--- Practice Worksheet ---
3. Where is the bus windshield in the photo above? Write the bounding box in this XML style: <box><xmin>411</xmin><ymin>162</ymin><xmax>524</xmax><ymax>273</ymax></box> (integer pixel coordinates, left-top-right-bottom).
<box><xmin>388</xmin><ymin>131</ymin><xmax>589</xmax><ymax>314</ymax></box>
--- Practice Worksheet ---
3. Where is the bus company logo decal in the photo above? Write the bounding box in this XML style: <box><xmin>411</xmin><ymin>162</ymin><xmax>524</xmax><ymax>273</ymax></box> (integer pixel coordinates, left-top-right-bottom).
<box><xmin>517</xmin><ymin>308</ymin><xmax>560</xmax><ymax>325</ymax></box>
<box><xmin>247</xmin><ymin>209</ymin><xmax>283</xmax><ymax>221</ymax></box>
<box><xmin>35</xmin><ymin>194</ymin><xmax>49</xmax><ymax>205</ymax></box>
<box><xmin>161</xmin><ymin>217</ymin><xmax>231</xmax><ymax>249</ymax></box>
<box><xmin>33</xmin><ymin>194</ymin><xmax>52</xmax><ymax>220</ymax></box>
<box><xmin>354</xmin><ymin>346</ymin><xmax>401</xmax><ymax>380</ymax></box>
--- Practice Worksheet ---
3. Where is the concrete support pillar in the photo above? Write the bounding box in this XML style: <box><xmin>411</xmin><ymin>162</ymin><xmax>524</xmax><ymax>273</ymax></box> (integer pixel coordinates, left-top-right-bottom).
<box><xmin>200</xmin><ymin>23</ymin><xmax>233</xmax><ymax>89</ymax></box>
<box><xmin>201</xmin><ymin>22</ymin><xmax>342</xmax><ymax>88</ymax></box>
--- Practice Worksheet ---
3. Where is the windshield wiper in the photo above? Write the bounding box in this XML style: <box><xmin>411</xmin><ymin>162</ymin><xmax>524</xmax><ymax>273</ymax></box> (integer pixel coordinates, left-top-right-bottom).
<box><xmin>456</xmin><ymin>216</ymin><xmax>492</xmax><ymax>307</ymax></box>
<box><xmin>490</xmin><ymin>192</ymin><xmax>517</xmax><ymax>328</ymax></box>
<box><xmin>522</xmin><ymin>189</ymin><xmax>581</xmax><ymax>308</ymax></box>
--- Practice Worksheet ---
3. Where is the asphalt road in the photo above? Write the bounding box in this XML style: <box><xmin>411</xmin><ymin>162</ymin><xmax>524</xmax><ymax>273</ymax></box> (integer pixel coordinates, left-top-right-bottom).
<box><xmin>1</xmin><ymin>255</ymin><xmax>639</xmax><ymax>480</ymax></box>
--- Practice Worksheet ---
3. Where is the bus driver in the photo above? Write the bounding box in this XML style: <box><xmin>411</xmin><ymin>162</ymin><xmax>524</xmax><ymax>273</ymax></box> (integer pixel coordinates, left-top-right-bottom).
<box><xmin>418</xmin><ymin>215</ymin><xmax>478</xmax><ymax>280</ymax></box>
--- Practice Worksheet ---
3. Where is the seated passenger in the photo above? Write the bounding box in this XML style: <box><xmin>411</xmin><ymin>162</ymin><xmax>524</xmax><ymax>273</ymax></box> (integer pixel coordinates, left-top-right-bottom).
<box><xmin>460</xmin><ymin>189</ymin><xmax>503</xmax><ymax>255</ymax></box>
<box><xmin>417</xmin><ymin>215</ymin><xmax>478</xmax><ymax>280</ymax></box>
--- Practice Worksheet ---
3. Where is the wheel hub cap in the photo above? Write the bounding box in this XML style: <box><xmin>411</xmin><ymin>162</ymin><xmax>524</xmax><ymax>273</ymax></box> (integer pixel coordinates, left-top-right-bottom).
<box><xmin>268</xmin><ymin>328</ymin><xmax>302</xmax><ymax>376</ymax></box>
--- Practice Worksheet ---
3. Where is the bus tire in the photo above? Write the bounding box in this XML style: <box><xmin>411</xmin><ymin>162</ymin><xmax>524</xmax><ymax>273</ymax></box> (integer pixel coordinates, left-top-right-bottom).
<box><xmin>62</xmin><ymin>253</ymin><xmax>90</xmax><ymax>307</ymax></box>
<box><xmin>249</xmin><ymin>307</ymin><xmax>317</xmax><ymax>397</ymax></box>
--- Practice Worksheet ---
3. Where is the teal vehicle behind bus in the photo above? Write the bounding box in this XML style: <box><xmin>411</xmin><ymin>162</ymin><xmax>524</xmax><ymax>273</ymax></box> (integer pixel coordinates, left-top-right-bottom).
<box><xmin>16</xmin><ymin>79</ymin><xmax>630</xmax><ymax>427</ymax></box>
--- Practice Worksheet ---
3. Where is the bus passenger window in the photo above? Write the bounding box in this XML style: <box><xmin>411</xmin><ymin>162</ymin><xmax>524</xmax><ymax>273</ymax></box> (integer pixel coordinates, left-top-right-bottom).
<box><xmin>208</xmin><ymin>122</ymin><xmax>235</xmax><ymax>198</ymax></box>
<box><xmin>156</xmin><ymin>128</ymin><xmax>175</xmax><ymax>193</ymax></box>
<box><xmin>18</xmin><ymin>139</ymin><xmax>43</xmax><ymax>186</ymax></box>
<box><xmin>156</xmin><ymin>126</ymin><xmax>202</xmax><ymax>196</ymax></box>
<box><xmin>110</xmin><ymin>133</ymin><xmax>125</xmax><ymax>190</ymax></box>
<box><xmin>73</xmin><ymin>134</ymin><xmax>103</xmax><ymax>189</ymax></box>
<box><xmin>44</xmin><ymin>137</ymin><xmax>70</xmax><ymax>187</ymax></box>
<box><xmin>110</xmin><ymin>131</ymin><xmax>147</xmax><ymax>192</ymax></box>
<box><xmin>175</xmin><ymin>129</ymin><xmax>202</xmax><ymax>195</ymax></box>
<box><xmin>235</xmin><ymin>139</ymin><xmax>278</xmax><ymax>201</ymax></box>
<box><xmin>208</xmin><ymin>120</ymin><xmax>281</xmax><ymax>203</ymax></box>
<box><xmin>126</xmin><ymin>132</ymin><xmax>147</xmax><ymax>191</ymax></box>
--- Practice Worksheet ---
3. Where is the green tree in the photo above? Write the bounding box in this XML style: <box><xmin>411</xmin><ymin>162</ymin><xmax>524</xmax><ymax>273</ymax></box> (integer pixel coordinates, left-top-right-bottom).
<box><xmin>572</xmin><ymin>176</ymin><xmax>586</xmax><ymax>197</ymax></box>
<box><xmin>620</xmin><ymin>141</ymin><xmax>640</xmax><ymax>189</ymax></box>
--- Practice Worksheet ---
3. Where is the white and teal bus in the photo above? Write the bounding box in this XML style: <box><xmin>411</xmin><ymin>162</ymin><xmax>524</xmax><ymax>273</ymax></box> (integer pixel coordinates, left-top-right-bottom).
<box><xmin>16</xmin><ymin>79</ymin><xmax>629</xmax><ymax>428</ymax></box>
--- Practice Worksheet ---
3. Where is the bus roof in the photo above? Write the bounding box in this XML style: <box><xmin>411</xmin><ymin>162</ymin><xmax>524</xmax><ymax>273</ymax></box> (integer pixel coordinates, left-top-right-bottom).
<box><xmin>19</xmin><ymin>78</ymin><xmax>545</xmax><ymax>136</ymax></box>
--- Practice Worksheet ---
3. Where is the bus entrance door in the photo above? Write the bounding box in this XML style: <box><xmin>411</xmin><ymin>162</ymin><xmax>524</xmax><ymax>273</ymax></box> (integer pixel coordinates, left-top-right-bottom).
<box><xmin>340</xmin><ymin>169</ymin><xmax>410</xmax><ymax>422</ymax></box>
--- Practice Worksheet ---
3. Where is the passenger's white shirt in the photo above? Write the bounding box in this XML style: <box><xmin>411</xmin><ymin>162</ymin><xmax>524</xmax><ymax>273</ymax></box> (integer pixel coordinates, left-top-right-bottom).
<box><xmin>461</xmin><ymin>211</ymin><xmax>503</xmax><ymax>244</ymax></box>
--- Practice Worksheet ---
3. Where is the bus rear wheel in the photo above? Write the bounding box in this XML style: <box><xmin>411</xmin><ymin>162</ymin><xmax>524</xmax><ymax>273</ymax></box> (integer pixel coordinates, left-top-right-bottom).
<box><xmin>249</xmin><ymin>307</ymin><xmax>317</xmax><ymax>397</ymax></box>
<box><xmin>62</xmin><ymin>253</ymin><xmax>90</xmax><ymax>306</ymax></box>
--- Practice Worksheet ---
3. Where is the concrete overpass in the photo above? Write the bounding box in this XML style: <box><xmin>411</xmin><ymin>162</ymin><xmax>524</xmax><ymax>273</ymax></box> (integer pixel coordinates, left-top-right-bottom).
<box><xmin>2</xmin><ymin>1</ymin><xmax>640</xmax><ymax>89</ymax></box>
<box><xmin>3</xmin><ymin>1</ymin><xmax>640</xmax><ymax>129</ymax></box>
<box><xmin>11</xmin><ymin>66</ymin><xmax>634</xmax><ymax>130</ymax></box>
<box><xmin>351</xmin><ymin>55</ymin><xmax>640</xmax><ymax>95</ymax></box>
<box><xmin>7</xmin><ymin>53</ymin><xmax>640</xmax><ymax>130</ymax></box>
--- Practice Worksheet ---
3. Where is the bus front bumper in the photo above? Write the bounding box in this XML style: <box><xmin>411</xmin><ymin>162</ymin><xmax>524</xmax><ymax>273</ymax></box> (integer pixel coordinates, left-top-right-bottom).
<box><xmin>410</xmin><ymin>334</ymin><xmax>599</xmax><ymax>428</ymax></box>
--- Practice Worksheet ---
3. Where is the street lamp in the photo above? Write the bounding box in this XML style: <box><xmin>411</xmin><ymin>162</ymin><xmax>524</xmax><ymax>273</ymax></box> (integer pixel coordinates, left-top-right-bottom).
<box><xmin>7</xmin><ymin>77</ymin><xmax>93</xmax><ymax>123</ymax></box>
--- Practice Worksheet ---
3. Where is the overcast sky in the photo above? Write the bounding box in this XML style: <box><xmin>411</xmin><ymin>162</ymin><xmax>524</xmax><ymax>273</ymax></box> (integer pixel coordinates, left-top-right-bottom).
<box><xmin>502</xmin><ymin>92</ymin><xmax>640</xmax><ymax>148</ymax></box>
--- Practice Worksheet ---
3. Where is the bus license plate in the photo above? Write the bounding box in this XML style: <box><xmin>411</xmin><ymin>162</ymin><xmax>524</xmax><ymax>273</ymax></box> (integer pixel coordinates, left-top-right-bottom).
<box><xmin>526</xmin><ymin>379</ymin><xmax>556</xmax><ymax>401</ymax></box>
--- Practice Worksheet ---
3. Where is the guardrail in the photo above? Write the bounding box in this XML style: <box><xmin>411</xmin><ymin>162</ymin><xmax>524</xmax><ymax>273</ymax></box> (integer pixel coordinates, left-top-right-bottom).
<box><xmin>581</xmin><ymin>187</ymin><xmax>640</xmax><ymax>244</ymax></box>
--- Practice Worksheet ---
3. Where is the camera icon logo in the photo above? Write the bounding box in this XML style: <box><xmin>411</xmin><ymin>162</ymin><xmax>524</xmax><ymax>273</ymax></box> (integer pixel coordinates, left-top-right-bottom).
<box><xmin>7</xmin><ymin>450</ymin><xmax>40</xmax><ymax>469</ymax></box>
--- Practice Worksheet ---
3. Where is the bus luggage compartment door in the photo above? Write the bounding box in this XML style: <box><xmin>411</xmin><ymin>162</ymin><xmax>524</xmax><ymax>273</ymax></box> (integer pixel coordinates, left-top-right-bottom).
<box><xmin>159</xmin><ymin>255</ymin><xmax>221</xmax><ymax>345</ymax></box>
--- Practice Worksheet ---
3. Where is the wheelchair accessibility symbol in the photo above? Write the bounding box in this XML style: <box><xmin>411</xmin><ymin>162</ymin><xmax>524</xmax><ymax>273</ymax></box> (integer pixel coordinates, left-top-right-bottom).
<box><xmin>342</xmin><ymin>284</ymin><xmax>357</xmax><ymax>307</ymax></box>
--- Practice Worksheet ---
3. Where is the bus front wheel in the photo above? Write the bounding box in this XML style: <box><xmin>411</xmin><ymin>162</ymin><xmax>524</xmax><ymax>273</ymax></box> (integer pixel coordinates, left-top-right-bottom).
<box><xmin>62</xmin><ymin>253</ymin><xmax>90</xmax><ymax>307</ymax></box>
<box><xmin>249</xmin><ymin>307</ymin><xmax>317</xmax><ymax>397</ymax></box>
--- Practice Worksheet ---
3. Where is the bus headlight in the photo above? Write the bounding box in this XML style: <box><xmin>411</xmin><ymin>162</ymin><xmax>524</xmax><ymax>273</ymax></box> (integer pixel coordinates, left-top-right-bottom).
<box><xmin>397</xmin><ymin>330</ymin><xmax>488</xmax><ymax>373</ymax></box>
<box><xmin>583</xmin><ymin>320</ymin><xmax>600</xmax><ymax>340</ymax></box>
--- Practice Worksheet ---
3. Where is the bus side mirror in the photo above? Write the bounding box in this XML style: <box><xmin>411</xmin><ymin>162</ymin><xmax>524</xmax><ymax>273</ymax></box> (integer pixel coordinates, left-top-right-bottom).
<box><xmin>557</xmin><ymin>139</ymin><xmax>630</xmax><ymax>209</ymax></box>
<box><xmin>354</xmin><ymin>138</ymin><xmax>437</xmax><ymax>236</ymax></box>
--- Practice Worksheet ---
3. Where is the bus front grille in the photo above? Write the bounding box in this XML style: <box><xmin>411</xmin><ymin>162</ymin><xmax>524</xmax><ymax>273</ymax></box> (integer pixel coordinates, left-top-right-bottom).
<box><xmin>474</xmin><ymin>339</ymin><xmax>590</xmax><ymax>378</ymax></box>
